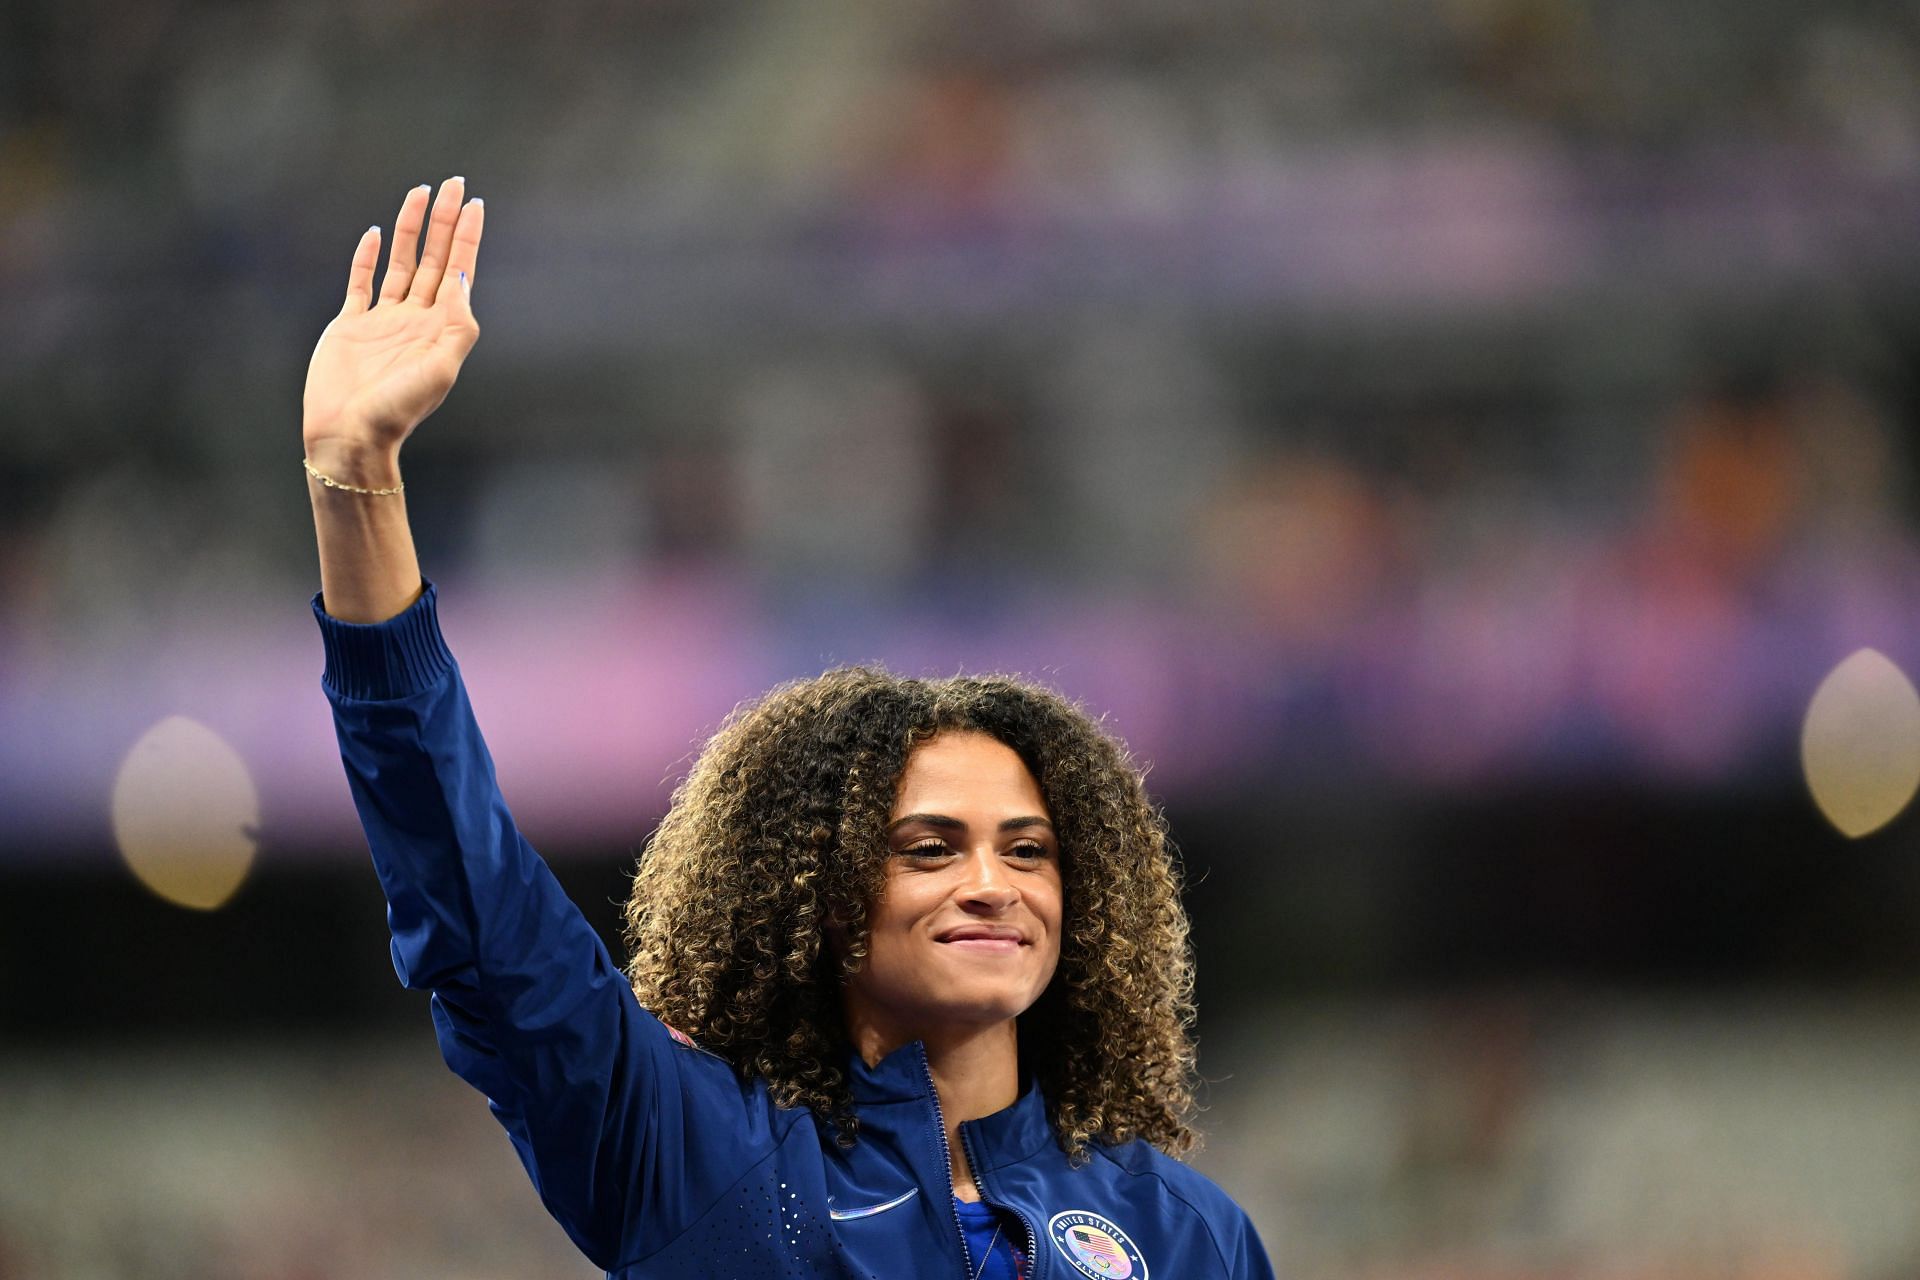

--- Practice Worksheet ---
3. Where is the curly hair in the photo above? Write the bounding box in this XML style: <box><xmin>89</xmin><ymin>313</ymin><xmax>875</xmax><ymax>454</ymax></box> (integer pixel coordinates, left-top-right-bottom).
<box><xmin>622</xmin><ymin>666</ymin><xmax>1199</xmax><ymax>1159</ymax></box>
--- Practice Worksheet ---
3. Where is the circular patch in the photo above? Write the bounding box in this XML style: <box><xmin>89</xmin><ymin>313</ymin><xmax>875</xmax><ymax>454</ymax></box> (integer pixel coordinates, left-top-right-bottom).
<box><xmin>1047</xmin><ymin>1210</ymin><xmax>1148</xmax><ymax>1280</ymax></box>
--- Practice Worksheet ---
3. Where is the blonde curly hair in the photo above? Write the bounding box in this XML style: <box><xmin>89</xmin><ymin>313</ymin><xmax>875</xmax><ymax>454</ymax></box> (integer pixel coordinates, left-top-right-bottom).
<box><xmin>623</xmin><ymin>666</ymin><xmax>1198</xmax><ymax>1158</ymax></box>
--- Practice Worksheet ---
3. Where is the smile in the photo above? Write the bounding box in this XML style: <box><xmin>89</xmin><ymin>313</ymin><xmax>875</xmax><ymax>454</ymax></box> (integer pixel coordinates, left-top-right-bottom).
<box><xmin>934</xmin><ymin>926</ymin><xmax>1028</xmax><ymax>951</ymax></box>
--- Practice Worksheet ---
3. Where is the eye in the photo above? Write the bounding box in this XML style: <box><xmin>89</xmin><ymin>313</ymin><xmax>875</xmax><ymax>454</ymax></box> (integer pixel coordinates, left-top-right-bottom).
<box><xmin>898</xmin><ymin>839</ymin><xmax>952</xmax><ymax>859</ymax></box>
<box><xmin>1006</xmin><ymin>840</ymin><xmax>1052</xmax><ymax>862</ymax></box>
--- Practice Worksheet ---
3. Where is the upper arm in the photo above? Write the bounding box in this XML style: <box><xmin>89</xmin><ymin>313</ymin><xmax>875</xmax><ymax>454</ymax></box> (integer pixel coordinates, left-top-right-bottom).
<box><xmin>1227</xmin><ymin>1207</ymin><xmax>1277</xmax><ymax>1280</ymax></box>
<box><xmin>422</xmin><ymin>900</ymin><xmax>780</xmax><ymax>1268</ymax></box>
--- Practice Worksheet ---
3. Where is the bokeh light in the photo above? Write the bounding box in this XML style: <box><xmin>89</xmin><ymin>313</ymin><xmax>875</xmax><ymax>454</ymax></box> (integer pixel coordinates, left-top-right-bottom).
<box><xmin>1802</xmin><ymin>649</ymin><xmax>1920</xmax><ymax>839</ymax></box>
<box><xmin>110</xmin><ymin>715</ymin><xmax>259</xmax><ymax>910</ymax></box>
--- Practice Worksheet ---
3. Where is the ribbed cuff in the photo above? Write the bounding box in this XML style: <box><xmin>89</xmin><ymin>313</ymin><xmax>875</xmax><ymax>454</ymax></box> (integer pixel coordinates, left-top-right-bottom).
<box><xmin>312</xmin><ymin>580</ymin><xmax>455</xmax><ymax>701</ymax></box>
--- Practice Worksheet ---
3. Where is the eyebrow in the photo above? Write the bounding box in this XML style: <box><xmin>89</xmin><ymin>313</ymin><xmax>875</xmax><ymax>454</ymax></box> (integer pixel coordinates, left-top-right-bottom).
<box><xmin>887</xmin><ymin>813</ymin><xmax>1055</xmax><ymax>834</ymax></box>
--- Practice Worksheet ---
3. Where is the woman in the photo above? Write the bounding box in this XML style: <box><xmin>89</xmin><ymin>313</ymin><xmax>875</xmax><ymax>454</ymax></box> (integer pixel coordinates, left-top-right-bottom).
<box><xmin>305</xmin><ymin>178</ymin><xmax>1274</xmax><ymax>1280</ymax></box>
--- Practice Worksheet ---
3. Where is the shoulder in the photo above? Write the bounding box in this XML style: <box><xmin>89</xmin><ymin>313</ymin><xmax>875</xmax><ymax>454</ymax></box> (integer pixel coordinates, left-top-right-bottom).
<box><xmin>1085</xmin><ymin>1139</ymin><xmax>1263</xmax><ymax>1258</ymax></box>
<box><xmin>1091</xmin><ymin>1139</ymin><xmax>1239</xmax><ymax>1210</ymax></box>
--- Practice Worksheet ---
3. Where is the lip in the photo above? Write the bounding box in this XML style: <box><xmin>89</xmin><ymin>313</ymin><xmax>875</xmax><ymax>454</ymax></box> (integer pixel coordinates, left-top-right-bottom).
<box><xmin>935</xmin><ymin>926</ymin><xmax>1027</xmax><ymax>947</ymax></box>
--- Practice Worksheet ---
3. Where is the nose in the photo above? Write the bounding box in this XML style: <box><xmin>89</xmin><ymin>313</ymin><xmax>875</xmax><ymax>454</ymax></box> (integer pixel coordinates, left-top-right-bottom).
<box><xmin>956</xmin><ymin>845</ymin><xmax>1017</xmax><ymax>912</ymax></box>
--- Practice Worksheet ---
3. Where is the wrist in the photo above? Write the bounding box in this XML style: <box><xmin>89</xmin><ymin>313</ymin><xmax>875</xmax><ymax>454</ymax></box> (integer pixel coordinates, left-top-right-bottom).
<box><xmin>302</xmin><ymin>438</ymin><xmax>404</xmax><ymax>490</ymax></box>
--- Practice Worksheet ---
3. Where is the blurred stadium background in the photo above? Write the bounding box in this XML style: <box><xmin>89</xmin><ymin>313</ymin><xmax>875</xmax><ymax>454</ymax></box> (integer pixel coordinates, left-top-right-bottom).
<box><xmin>7</xmin><ymin>0</ymin><xmax>1920</xmax><ymax>1275</ymax></box>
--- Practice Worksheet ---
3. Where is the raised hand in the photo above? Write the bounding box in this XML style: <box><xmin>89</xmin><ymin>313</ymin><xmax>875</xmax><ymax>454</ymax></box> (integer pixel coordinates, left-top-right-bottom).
<box><xmin>303</xmin><ymin>177</ymin><xmax>485</xmax><ymax>471</ymax></box>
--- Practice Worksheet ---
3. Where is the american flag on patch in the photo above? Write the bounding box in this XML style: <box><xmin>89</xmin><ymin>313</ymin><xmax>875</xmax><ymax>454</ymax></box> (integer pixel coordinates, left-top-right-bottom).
<box><xmin>1066</xmin><ymin>1226</ymin><xmax>1133</xmax><ymax>1278</ymax></box>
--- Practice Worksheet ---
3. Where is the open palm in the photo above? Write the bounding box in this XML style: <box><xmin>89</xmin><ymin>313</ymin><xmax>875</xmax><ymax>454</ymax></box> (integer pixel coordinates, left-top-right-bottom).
<box><xmin>304</xmin><ymin>178</ymin><xmax>485</xmax><ymax>454</ymax></box>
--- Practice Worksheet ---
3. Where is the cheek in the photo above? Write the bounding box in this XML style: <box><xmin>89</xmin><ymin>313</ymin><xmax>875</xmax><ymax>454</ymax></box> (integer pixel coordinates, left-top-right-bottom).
<box><xmin>865</xmin><ymin>879</ymin><xmax>930</xmax><ymax>936</ymax></box>
<box><xmin>1037</xmin><ymin>871</ymin><xmax>1065</xmax><ymax>933</ymax></box>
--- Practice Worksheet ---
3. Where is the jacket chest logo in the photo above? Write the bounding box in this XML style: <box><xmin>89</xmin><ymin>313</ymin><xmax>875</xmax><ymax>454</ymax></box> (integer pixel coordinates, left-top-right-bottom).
<box><xmin>1047</xmin><ymin>1210</ymin><xmax>1147</xmax><ymax>1280</ymax></box>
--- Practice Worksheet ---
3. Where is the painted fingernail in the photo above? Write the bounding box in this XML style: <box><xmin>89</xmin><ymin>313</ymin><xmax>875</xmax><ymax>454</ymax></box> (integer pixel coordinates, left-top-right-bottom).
<box><xmin>449</xmin><ymin>175</ymin><xmax>465</xmax><ymax>184</ymax></box>
<box><xmin>469</xmin><ymin>198</ymin><xmax>484</xmax><ymax>208</ymax></box>
<box><xmin>368</xmin><ymin>224</ymin><xmax>381</xmax><ymax>235</ymax></box>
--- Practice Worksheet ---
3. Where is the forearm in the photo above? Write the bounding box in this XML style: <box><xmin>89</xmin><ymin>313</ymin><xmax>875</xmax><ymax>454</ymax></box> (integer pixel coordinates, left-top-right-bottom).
<box><xmin>307</xmin><ymin>440</ymin><xmax>423</xmax><ymax>623</ymax></box>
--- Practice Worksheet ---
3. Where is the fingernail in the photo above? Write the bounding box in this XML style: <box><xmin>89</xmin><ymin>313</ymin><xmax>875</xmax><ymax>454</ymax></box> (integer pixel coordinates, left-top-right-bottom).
<box><xmin>460</xmin><ymin>270</ymin><xmax>469</xmax><ymax>293</ymax></box>
<box><xmin>368</xmin><ymin>224</ymin><xmax>381</xmax><ymax>235</ymax></box>
<box><xmin>469</xmin><ymin>198</ymin><xmax>484</xmax><ymax>208</ymax></box>
<box><xmin>416</xmin><ymin>183</ymin><xmax>430</xmax><ymax>192</ymax></box>
<box><xmin>449</xmin><ymin>175</ymin><xmax>465</xmax><ymax>184</ymax></box>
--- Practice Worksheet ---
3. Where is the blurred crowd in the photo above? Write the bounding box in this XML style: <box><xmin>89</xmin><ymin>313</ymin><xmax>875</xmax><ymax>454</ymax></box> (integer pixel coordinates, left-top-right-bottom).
<box><xmin>5</xmin><ymin>0</ymin><xmax>1920</xmax><ymax>790</ymax></box>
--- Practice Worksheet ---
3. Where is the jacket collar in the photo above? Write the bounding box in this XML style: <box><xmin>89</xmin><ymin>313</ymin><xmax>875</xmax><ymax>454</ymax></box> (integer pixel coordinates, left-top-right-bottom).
<box><xmin>846</xmin><ymin>1037</ymin><xmax>935</xmax><ymax>1105</ymax></box>
<box><xmin>963</xmin><ymin>1076</ymin><xmax>1056</xmax><ymax>1173</ymax></box>
<box><xmin>847</xmin><ymin>1041</ymin><xmax>1057</xmax><ymax>1172</ymax></box>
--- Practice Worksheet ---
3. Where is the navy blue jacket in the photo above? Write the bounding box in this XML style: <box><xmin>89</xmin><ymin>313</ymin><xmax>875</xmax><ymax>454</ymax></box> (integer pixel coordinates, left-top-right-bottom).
<box><xmin>317</xmin><ymin>584</ymin><xmax>1276</xmax><ymax>1280</ymax></box>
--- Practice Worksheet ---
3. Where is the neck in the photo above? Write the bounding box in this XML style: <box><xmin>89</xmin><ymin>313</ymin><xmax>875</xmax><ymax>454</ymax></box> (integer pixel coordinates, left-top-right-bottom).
<box><xmin>852</xmin><ymin>1017</ymin><xmax>1020</xmax><ymax>1202</ymax></box>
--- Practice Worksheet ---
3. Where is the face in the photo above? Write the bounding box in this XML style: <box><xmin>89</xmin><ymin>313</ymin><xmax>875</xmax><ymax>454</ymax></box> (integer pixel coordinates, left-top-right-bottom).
<box><xmin>842</xmin><ymin>730</ymin><xmax>1064</xmax><ymax>1045</ymax></box>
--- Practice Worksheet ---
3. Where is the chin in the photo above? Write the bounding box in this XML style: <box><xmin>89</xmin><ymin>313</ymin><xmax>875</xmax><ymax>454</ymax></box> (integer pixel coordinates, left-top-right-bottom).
<box><xmin>928</xmin><ymin>986</ymin><xmax>1040</xmax><ymax>1028</ymax></box>
<box><xmin>850</xmin><ymin>953</ymin><xmax>1057</xmax><ymax>1036</ymax></box>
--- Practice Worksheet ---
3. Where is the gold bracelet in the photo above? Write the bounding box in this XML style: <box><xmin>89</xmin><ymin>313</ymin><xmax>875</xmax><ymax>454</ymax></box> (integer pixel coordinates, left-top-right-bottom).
<box><xmin>303</xmin><ymin>456</ymin><xmax>404</xmax><ymax>496</ymax></box>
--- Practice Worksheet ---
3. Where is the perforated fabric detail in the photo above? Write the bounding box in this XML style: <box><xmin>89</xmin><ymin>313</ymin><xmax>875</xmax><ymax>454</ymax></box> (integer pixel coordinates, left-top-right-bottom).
<box><xmin>618</xmin><ymin>1149</ymin><xmax>866</xmax><ymax>1280</ymax></box>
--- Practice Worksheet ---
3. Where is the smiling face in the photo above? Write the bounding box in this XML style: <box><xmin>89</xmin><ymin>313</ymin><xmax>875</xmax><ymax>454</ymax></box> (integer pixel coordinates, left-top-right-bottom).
<box><xmin>841</xmin><ymin>729</ymin><xmax>1065</xmax><ymax>1051</ymax></box>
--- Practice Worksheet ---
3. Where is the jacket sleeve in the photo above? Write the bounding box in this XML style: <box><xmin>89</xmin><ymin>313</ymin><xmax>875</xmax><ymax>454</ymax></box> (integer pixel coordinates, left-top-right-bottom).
<box><xmin>315</xmin><ymin>583</ymin><xmax>779</xmax><ymax>1271</ymax></box>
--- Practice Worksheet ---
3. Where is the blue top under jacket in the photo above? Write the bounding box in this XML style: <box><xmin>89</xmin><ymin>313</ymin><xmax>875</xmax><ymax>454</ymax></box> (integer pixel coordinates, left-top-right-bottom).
<box><xmin>315</xmin><ymin>582</ymin><xmax>1276</xmax><ymax>1280</ymax></box>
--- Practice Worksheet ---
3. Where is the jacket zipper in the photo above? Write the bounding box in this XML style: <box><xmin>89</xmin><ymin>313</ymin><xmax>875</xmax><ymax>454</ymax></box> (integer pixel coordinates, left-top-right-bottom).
<box><xmin>918</xmin><ymin>1045</ymin><xmax>977</xmax><ymax>1280</ymax></box>
<box><xmin>961</xmin><ymin>1123</ymin><xmax>1042</xmax><ymax>1280</ymax></box>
